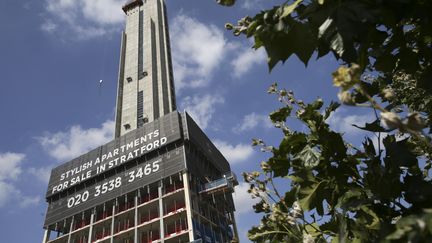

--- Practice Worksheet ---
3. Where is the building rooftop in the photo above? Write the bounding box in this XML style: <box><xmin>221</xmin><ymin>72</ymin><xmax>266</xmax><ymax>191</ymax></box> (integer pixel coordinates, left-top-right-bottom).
<box><xmin>122</xmin><ymin>0</ymin><xmax>143</xmax><ymax>13</ymax></box>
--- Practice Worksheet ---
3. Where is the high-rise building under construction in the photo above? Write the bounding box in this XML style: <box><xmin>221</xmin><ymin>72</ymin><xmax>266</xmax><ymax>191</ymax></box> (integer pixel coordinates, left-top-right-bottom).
<box><xmin>42</xmin><ymin>1</ymin><xmax>239</xmax><ymax>242</ymax></box>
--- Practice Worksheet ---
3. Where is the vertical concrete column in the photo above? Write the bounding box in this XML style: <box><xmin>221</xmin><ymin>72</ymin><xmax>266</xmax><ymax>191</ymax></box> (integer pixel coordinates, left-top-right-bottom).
<box><xmin>67</xmin><ymin>216</ymin><xmax>74</xmax><ymax>243</ymax></box>
<box><xmin>231</xmin><ymin>212</ymin><xmax>239</xmax><ymax>242</ymax></box>
<box><xmin>110</xmin><ymin>202</ymin><xmax>116</xmax><ymax>243</ymax></box>
<box><xmin>42</xmin><ymin>229</ymin><xmax>50</xmax><ymax>243</ymax></box>
<box><xmin>87</xmin><ymin>211</ymin><xmax>95</xmax><ymax>243</ymax></box>
<box><xmin>182</xmin><ymin>171</ymin><xmax>194</xmax><ymax>241</ymax></box>
<box><xmin>134</xmin><ymin>194</ymin><xmax>138</xmax><ymax>243</ymax></box>
<box><xmin>158</xmin><ymin>180</ymin><xmax>164</xmax><ymax>241</ymax></box>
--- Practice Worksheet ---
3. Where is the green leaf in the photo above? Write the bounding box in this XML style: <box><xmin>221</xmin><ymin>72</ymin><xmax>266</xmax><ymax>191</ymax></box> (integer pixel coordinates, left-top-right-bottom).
<box><xmin>384</xmin><ymin>136</ymin><xmax>418</xmax><ymax>168</ymax></box>
<box><xmin>246</xmin><ymin>20</ymin><xmax>259</xmax><ymax>38</ymax></box>
<box><xmin>324</xmin><ymin>101</ymin><xmax>340</xmax><ymax>119</ymax></box>
<box><xmin>216</xmin><ymin>0</ymin><xmax>235</xmax><ymax>6</ymax></box>
<box><xmin>404</xmin><ymin>175</ymin><xmax>432</xmax><ymax>206</ymax></box>
<box><xmin>283</xmin><ymin>188</ymin><xmax>298</xmax><ymax>207</ymax></box>
<box><xmin>360</xmin><ymin>205</ymin><xmax>381</xmax><ymax>230</ymax></box>
<box><xmin>299</xmin><ymin>180</ymin><xmax>325</xmax><ymax>211</ymax></box>
<box><xmin>305</xmin><ymin>223</ymin><xmax>322</xmax><ymax>237</ymax></box>
<box><xmin>281</xmin><ymin>0</ymin><xmax>303</xmax><ymax>18</ymax></box>
<box><xmin>331</xmin><ymin>237</ymin><xmax>339</xmax><ymax>243</ymax></box>
<box><xmin>260</xmin><ymin>19</ymin><xmax>317</xmax><ymax>69</ymax></box>
<box><xmin>268</xmin><ymin>157</ymin><xmax>290</xmax><ymax>177</ymax></box>
<box><xmin>311</xmin><ymin>98</ymin><xmax>324</xmax><ymax>110</ymax></box>
<box><xmin>289</xmin><ymin>169</ymin><xmax>315</xmax><ymax>184</ymax></box>
<box><xmin>362</xmin><ymin>137</ymin><xmax>376</xmax><ymax>157</ymax></box>
<box><xmin>330</xmin><ymin>32</ymin><xmax>345</xmax><ymax>58</ymax></box>
<box><xmin>336</xmin><ymin>189</ymin><xmax>366</xmax><ymax>211</ymax></box>
<box><xmin>373</xmin><ymin>53</ymin><xmax>396</xmax><ymax>73</ymax></box>
<box><xmin>318</xmin><ymin>18</ymin><xmax>333</xmax><ymax>39</ymax></box>
<box><xmin>318</xmin><ymin>130</ymin><xmax>347</xmax><ymax>161</ymax></box>
<box><xmin>290</xmin><ymin>23</ymin><xmax>317</xmax><ymax>65</ymax></box>
<box><xmin>397</xmin><ymin>48</ymin><xmax>420</xmax><ymax>73</ymax></box>
<box><xmin>295</xmin><ymin>145</ymin><xmax>321</xmax><ymax>168</ymax></box>
<box><xmin>318</xmin><ymin>16</ymin><xmax>352</xmax><ymax>59</ymax></box>
<box><xmin>320</xmin><ymin>219</ymin><xmax>338</xmax><ymax>234</ymax></box>
<box><xmin>269</xmin><ymin>106</ymin><xmax>292</xmax><ymax>123</ymax></box>
<box><xmin>278</xmin><ymin>133</ymin><xmax>307</xmax><ymax>156</ymax></box>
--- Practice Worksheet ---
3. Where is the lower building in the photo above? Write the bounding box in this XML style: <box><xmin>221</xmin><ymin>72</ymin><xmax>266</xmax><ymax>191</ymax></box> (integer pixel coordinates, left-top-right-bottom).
<box><xmin>43</xmin><ymin>112</ymin><xmax>239</xmax><ymax>243</ymax></box>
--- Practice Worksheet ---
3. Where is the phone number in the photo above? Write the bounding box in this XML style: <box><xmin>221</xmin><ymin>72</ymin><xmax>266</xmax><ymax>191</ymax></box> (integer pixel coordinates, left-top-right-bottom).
<box><xmin>66</xmin><ymin>160</ymin><xmax>161</xmax><ymax>208</ymax></box>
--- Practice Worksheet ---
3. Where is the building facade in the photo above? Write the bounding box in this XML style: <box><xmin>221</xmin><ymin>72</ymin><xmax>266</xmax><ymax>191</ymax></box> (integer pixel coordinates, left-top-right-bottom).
<box><xmin>115</xmin><ymin>0</ymin><xmax>176</xmax><ymax>138</ymax></box>
<box><xmin>42</xmin><ymin>1</ymin><xmax>239</xmax><ymax>243</ymax></box>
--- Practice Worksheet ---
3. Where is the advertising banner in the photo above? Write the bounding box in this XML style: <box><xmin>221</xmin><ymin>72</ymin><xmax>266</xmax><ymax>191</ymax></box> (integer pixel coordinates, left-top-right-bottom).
<box><xmin>44</xmin><ymin>147</ymin><xmax>186</xmax><ymax>227</ymax></box>
<box><xmin>46</xmin><ymin>112</ymin><xmax>182</xmax><ymax>198</ymax></box>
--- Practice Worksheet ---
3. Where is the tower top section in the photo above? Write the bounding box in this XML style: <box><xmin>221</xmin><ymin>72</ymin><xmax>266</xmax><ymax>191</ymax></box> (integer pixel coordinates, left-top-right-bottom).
<box><xmin>115</xmin><ymin>0</ymin><xmax>177</xmax><ymax>138</ymax></box>
<box><xmin>122</xmin><ymin>0</ymin><xmax>143</xmax><ymax>13</ymax></box>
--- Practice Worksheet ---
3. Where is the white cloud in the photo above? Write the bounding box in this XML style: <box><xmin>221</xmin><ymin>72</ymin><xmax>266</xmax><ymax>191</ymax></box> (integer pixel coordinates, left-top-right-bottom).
<box><xmin>18</xmin><ymin>196</ymin><xmax>41</xmax><ymax>208</ymax></box>
<box><xmin>0</xmin><ymin>181</ymin><xmax>15</xmax><ymax>207</ymax></box>
<box><xmin>40</xmin><ymin>20</ymin><xmax>57</xmax><ymax>33</ymax></box>
<box><xmin>0</xmin><ymin>120</ymin><xmax>117</xmax><ymax>209</ymax></box>
<box><xmin>170</xmin><ymin>14</ymin><xmax>266</xmax><ymax>89</ymax></box>
<box><xmin>0</xmin><ymin>182</ymin><xmax>40</xmax><ymax>208</ymax></box>
<box><xmin>28</xmin><ymin>167</ymin><xmax>52</xmax><ymax>184</ymax></box>
<box><xmin>234</xmin><ymin>112</ymin><xmax>273</xmax><ymax>133</ymax></box>
<box><xmin>231</xmin><ymin>47</ymin><xmax>266</xmax><ymax>78</ymax></box>
<box><xmin>171</xmin><ymin>14</ymin><xmax>233</xmax><ymax>90</ymax></box>
<box><xmin>0</xmin><ymin>153</ymin><xmax>40</xmax><ymax>208</ymax></box>
<box><xmin>80</xmin><ymin>0</ymin><xmax>125</xmax><ymax>25</ymax></box>
<box><xmin>326</xmin><ymin>109</ymin><xmax>375</xmax><ymax>137</ymax></box>
<box><xmin>241</xmin><ymin>0</ymin><xmax>266</xmax><ymax>10</ymax></box>
<box><xmin>42</xmin><ymin>0</ymin><xmax>124</xmax><ymax>39</ymax></box>
<box><xmin>214</xmin><ymin>140</ymin><xmax>254</xmax><ymax>164</ymax></box>
<box><xmin>233</xmin><ymin>182</ymin><xmax>259</xmax><ymax>215</ymax></box>
<box><xmin>0</xmin><ymin>153</ymin><xmax>25</xmax><ymax>181</ymax></box>
<box><xmin>181</xmin><ymin>94</ymin><xmax>224</xmax><ymax>129</ymax></box>
<box><xmin>37</xmin><ymin>120</ymin><xmax>115</xmax><ymax>162</ymax></box>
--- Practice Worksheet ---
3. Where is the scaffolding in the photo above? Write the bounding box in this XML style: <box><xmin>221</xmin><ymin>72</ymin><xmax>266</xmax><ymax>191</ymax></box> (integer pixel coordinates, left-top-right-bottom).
<box><xmin>199</xmin><ymin>172</ymin><xmax>238</xmax><ymax>195</ymax></box>
<box><xmin>43</xmin><ymin>171</ymin><xmax>238</xmax><ymax>243</ymax></box>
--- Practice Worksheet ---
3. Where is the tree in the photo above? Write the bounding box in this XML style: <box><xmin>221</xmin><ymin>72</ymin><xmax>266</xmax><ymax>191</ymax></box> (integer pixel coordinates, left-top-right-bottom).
<box><xmin>217</xmin><ymin>0</ymin><xmax>432</xmax><ymax>242</ymax></box>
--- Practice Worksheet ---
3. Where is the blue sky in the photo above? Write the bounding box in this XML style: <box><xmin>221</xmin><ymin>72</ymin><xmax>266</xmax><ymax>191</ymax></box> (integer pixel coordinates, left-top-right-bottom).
<box><xmin>0</xmin><ymin>0</ymin><xmax>375</xmax><ymax>242</ymax></box>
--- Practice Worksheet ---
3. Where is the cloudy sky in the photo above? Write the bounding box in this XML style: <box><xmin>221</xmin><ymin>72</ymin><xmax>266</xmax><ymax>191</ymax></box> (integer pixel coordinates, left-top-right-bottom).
<box><xmin>0</xmin><ymin>0</ymin><xmax>375</xmax><ymax>242</ymax></box>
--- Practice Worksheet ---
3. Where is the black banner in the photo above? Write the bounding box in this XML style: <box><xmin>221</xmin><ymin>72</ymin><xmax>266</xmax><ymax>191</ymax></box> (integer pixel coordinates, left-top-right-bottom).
<box><xmin>44</xmin><ymin>146</ymin><xmax>186</xmax><ymax>227</ymax></box>
<box><xmin>46</xmin><ymin>112</ymin><xmax>182</xmax><ymax>198</ymax></box>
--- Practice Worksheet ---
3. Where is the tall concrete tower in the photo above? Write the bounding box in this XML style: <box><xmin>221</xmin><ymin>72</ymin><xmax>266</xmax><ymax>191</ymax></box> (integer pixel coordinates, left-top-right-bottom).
<box><xmin>115</xmin><ymin>0</ymin><xmax>176</xmax><ymax>138</ymax></box>
<box><xmin>43</xmin><ymin>1</ymin><xmax>239</xmax><ymax>243</ymax></box>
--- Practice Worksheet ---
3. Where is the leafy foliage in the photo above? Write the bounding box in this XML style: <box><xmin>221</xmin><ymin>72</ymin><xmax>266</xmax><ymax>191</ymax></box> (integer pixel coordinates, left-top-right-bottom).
<box><xmin>217</xmin><ymin>0</ymin><xmax>432</xmax><ymax>242</ymax></box>
<box><xmin>225</xmin><ymin>0</ymin><xmax>432</xmax><ymax>77</ymax></box>
<box><xmin>243</xmin><ymin>86</ymin><xmax>432</xmax><ymax>242</ymax></box>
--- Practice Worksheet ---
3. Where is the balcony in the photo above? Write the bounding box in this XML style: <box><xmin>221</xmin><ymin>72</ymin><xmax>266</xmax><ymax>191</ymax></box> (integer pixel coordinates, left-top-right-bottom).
<box><xmin>139</xmin><ymin>191</ymin><xmax>159</xmax><ymax>205</ymax></box>
<box><xmin>138</xmin><ymin>220</ymin><xmax>160</xmax><ymax>243</ymax></box>
<box><xmin>73</xmin><ymin>219</ymin><xmax>90</xmax><ymax>231</ymax></box>
<box><xmin>92</xmin><ymin>230</ymin><xmax>111</xmax><ymax>242</ymax></box>
<box><xmin>92</xmin><ymin>219</ymin><xmax>111</xmax><ymax>243</ymax></box>
<box><xmin>114</xmin><ymin>218</ymin><xmax>135</xmax><ymax>234</ymax></box>
<box><xmin>164</xmin><ymin>217</ymin><xmax>188</xmax><ymax>239</ymax></box>
<box><xmin>116</xmin><ymin>201</ymin><xmax>135</xmax><ymax>214</ymax></box>
<box><xmin>164</xmin><ymin>182</ymin><xmax>184</xmax><ymax>196</ymax></box>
